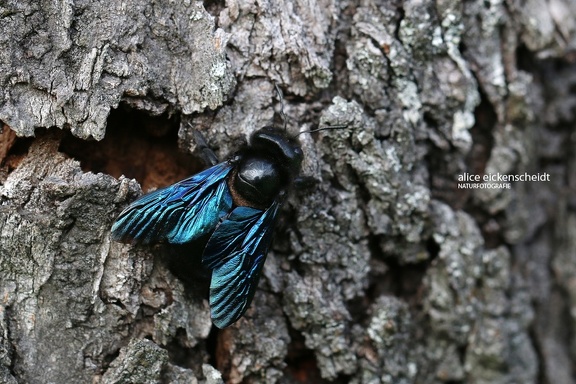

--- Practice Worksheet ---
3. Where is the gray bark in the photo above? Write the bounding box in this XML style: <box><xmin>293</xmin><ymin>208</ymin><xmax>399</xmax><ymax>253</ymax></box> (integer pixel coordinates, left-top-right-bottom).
<box><xmin>1</xmin><ymin>0</ymin><xmax>575</xmax><ymax>383</ymax></box>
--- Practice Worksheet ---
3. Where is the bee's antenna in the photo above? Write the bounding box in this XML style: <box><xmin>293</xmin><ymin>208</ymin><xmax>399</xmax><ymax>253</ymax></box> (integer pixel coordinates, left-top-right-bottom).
<box><xmin>274</xmin><ymin>82</ymin><xmax>288</xmax><ymax>132</ymax></box>
<box><xmin>294</xmin><ymin>124</ymin><xmax>349</xmax><ymax>138</ymax></box>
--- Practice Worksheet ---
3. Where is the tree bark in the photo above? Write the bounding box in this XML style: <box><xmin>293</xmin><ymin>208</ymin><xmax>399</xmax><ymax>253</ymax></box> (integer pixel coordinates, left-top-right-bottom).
<box><xmin>1</xmin><ymin>0</ymin><xmax>576</xmax><ymax>383</ymax></box>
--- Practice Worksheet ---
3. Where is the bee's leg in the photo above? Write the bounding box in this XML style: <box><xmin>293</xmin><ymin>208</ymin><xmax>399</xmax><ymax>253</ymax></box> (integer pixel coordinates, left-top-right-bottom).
<box><xmin>192</xmin><ymin>129</ymin><xmax>219</xmax><ymax>166</ymax></box>
<box><xmin>293</xmin><ymin>175</ymin><xmax>318</xmax><ymax>190</ymax></box>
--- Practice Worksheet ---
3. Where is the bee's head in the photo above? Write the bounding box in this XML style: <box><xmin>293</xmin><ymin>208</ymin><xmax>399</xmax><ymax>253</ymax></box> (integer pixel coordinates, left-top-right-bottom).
<box><xmin>250</xmin><ymin>127</ymin><xmax>303</xmax><ymax>176</ymax></box>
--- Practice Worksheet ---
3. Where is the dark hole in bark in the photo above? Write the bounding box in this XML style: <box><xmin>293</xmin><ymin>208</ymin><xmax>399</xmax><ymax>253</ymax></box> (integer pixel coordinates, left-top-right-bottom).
<box><xmin>202</xmin><ymin>0</ymin><xmax>226</xmax><ymax>17</ymax></box>
<box><xmin>205</xmin><ymin>325</ymin><xmax>219</xmax><ymax>368</ymax></box>
<box><xmin>366</xmin><ymin>235</ymin><xmax>433</xmax><ymax>308</ymax></box>
<box><xmin>58</xmin><ymin>103</ymin><xmax>203</xmax><ymax>192</ymax></box>
<box><xmin>164</xmin><ymin>327</ymin><xmax>208</xmax><ymax>376</ymax></box>
<box><xmin>0</xmin><ymin>123</ymin><xmax>35</xmax><ymax>173</ymax></box>
<box><xmin>466</xmin><ymin>89</ymin><xmax>496</xmax><ymax>178</ymax></box>
<box><xmin>516</xmin><ymin>44</ymin><xmax>538</xmax><ymax>74</ymax></box>
<box><xmin>101</xmin><ymin>347</ymin><xmax>121</xmax><ymax>372</ymax></box>
<box><xmin>284</xmin><ymin>325</ymin><xmax>331</xmax><ymax>384</ymax></box>
<box><xmin>382</xmin><ymin>255</ymin><xmax>431</xmax><ymax>306</ymax></box>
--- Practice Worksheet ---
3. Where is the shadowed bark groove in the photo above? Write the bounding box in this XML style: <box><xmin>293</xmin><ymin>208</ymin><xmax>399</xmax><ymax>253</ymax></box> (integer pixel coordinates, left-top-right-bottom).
<box><xmin>1</xmin><ymin>0</ymin><xmax>576</xmax><ymax>383</ymax></box>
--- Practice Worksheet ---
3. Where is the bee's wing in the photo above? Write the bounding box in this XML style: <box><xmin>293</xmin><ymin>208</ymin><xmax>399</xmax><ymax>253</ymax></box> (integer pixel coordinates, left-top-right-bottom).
<box><xmin>111</xmin><ymin>162</ymin><xmax>233</xmax><ymax>244</ymax></box>
<box><xmin>203</xmin><ymin>203</ymin><xmax>281</xmax><ymax>328</ymax></box>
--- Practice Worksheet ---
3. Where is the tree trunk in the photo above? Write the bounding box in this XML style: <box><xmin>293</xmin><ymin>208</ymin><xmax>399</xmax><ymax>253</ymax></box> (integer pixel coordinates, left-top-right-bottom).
<box><xmin>1</xmin><ymin>0</ymin><xmax>575</xmax><ymax>383</ymax></box>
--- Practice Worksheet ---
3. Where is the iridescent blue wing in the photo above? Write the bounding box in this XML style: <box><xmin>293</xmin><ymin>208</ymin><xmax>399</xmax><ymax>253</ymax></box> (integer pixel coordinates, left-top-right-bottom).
<box><xmin>203</xmin><ymin>202</ymin><xmax>281</xmax><ymax>328</ymax></box>
<box><xmin>111</xmin><ymin>162</ymin><xmax>233</xmax><ymax>245</ymax></box>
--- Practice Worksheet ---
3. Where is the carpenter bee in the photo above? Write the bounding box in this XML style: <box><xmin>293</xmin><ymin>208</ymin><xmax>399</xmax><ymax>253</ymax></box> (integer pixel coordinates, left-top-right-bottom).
<box><xmin>111</xmin><ymin>87</ymin><xmax>346</xmax><ymax>328</ymax></box>
<box><xmin>111</xmin><ymin>126</ymin><xmax>303</xmax><ymax>328</ymax></box>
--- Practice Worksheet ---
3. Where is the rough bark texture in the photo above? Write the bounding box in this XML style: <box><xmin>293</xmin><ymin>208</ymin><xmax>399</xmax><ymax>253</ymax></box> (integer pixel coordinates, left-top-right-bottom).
<box><xmin>1</xmin><ymin>0</ymin><xmax>576</xmax><ymax>383</ymax></box>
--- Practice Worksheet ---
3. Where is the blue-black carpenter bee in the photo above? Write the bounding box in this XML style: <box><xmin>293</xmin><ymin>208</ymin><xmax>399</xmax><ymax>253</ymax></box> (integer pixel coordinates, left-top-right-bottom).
<box><xmin>111</xmin><ymin>124</ymin><xmax>305</xmax><ymax>328</ymax></box>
